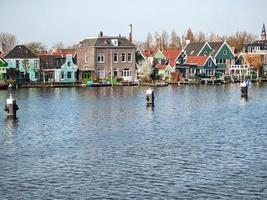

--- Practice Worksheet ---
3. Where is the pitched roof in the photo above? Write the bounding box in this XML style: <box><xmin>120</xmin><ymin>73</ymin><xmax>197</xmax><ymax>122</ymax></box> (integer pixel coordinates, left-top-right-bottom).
<box><xmin>4</xmin><ymin>45</ymin><xmax>38</xmax><ymax>59</ymax></box>
<box><xmin>79</xmin><ymin>36</ymin><xmax>135</xmax><ymax>48</ymax></box>
<box><xmin>184</xmin><ymin>42</ymin><xmax>206</xmax><ymax>56</ymax></box>
<box><xmin>184</xmin><ymin>56</ymin><xmax>209</xmax><ymax>66</ymax></box>
<box><xmin>163</xmin><ymin>49</ymin><xmax>181</xmax><ymax>67</ymax></box>
<box><xmin>208</xmin><ymin>42</ymin><xmax>224</xmax><ymax>56</ymax></box>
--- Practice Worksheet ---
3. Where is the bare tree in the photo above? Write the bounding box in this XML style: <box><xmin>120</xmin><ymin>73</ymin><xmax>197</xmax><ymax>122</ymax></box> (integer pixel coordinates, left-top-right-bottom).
<box><xmin>186</xmin><ymin>28</ymin><xmax>195</xmax><ymax>43</ymax></box>
<box><xmin>196</xmin><ymin>32</ymin><xmax>206</xmax><ymax>43</ymax></box>
<box><xmin>21</xmin><ymin>59</ymin><xmax>31</xmax><ymax>82</ymax></box>
<box><xmin>226</xmin><ymin>31</ymin><xmax>257</xmax><ymax>51</ymax></box>
<box><xmin>161</xmin><ymin>30</ymin><xmax>169</xmax><ymax>50</ymax></box>
<box><xmin>52</xmin><ymin>42</ymin><xmax>65</xmax><ymax>50</ymax></box>
<box><xmin>170</xmin><ymin>30</ymin><xmax>182</xmax><ymax>49</ymax></box>
<box><xmin>26</xmin><ymin>42</ymin><xmax>47</xmax><ymax>53</ymax></box>
<box><xmin>138</xmin><ymin>58</ymin><xmax>154</xmax><ymax>81</ymax></box>
<box><xmin>144</xmin><ymin>32</ymin><xmax>153</xmax><ymax>50</ymax></box>
<box><xmin>246</xmin><ymin>54</ymin><xmax>263</xmax><ymax>80</ymax></box>
<box><xmin>0</xmin><ymin>32</ymin><xmax>17</xmax><ymax>53</ymax></box>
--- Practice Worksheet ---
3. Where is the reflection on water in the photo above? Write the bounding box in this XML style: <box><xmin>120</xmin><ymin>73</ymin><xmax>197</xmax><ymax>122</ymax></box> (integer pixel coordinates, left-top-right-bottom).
<box><xmin>0</xmin><ymin>84</ymin><xmax>267</xmax><ymax>199</ymax></box>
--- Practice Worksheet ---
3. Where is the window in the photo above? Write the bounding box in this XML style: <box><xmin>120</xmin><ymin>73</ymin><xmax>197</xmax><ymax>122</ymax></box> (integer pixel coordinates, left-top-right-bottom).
<box><xmin>61</xmin><ymin>71</ymin><xmax>64</xmax><ymax>79</ymax></box>
<box><xmin>113</xmin><ymin>53</ymin><xmax>118</xmax><ymax>62</ymax></box>
<box><xmin>121</xmin><ymin>53</ymin><xmax>126</xmax><ymax>62</ymax></box>
<box><xmin>208</xmin><ymin>61</ymin><xmax>212</xmax><ymax>67</ymax></box>
<box><xmin>204</xmin><ymin>51</ymin><xmax>208</xmax><ymax>56</ymax></box>
<box><xmin>67</xmin><ymin>72</ymin><xmax>72</xmax><ymax>79</ymax></box>
<box><xmin>114</xmin><ymin>69</ymin><xmax>118</xmax><ymax>77</ymax></box>
<box><xmin>97</xmin><ymin>53</ymin><xmax>104</xmax><ymax>63</ymax></box>
<box><xmin>122</xmin><ymin>68</ymin><xmax>131</xmax><ymax>77</ymax></box>
<box><xmin>34</xmin><ymin>60</ymin><xmax>38</xmax><ymax>69</ymax></box>
<box><xmin>223</xmin><ymin>50</ymin><xmax>227</xmax><ymax>55</ymax></box>
<box><xmin>97</xmin><ymin>69</ymin><xmax>105</xmax><ymax>78</ymax></box>
<box><xmin>127</xmin><ymin>53</ymin><xmax>132</xmax><ymax>62</ymax></box>
<box><xmin>67</xmin><ymin>62</ymin><xmax>71</xmax><ymax>67</ymax></box>
<box><xmin>16</xmin><ymin>60</ymin><xmax>19</xmax><ymax>68</ymax></box>
<box><xmin>85</xmin><ymin>53</ymin><xmax>88</xmax><ymax>63</ymax></box>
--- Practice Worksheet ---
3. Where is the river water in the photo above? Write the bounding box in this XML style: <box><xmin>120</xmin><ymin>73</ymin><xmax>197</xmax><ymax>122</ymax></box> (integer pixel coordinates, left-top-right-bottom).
<box><xmin>0</xmin><ymin>84</ymin><xmax>266</xmax><ymax>199</ymax></box>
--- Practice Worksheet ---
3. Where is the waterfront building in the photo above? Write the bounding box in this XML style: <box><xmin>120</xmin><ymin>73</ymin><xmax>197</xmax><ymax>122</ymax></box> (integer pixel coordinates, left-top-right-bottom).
<box><xmin>247</xmin><ymin>24</ymin><xmax>267</xmax><ymax>53</ymax></box>
<box><xmin>4</xmin><ymin>45</ymin><xmax>40</xmax><ymax>82</ymax></box>
<box><xmin>181</xmin><ymin>41</ymin><xmax>235</xmax><ymax>74</ymax></box>
<box><xmin>39</xmin><ymin>49</ymin><xmax>77</xmax><ymax>83</ymax></box>
<box><xmin>227</xmin><ymin>53</ymin><xmax>255</xmax><ymax>80</ymax></box>
<box><xmin>77</xmin><ymin>27</ymin><xmax>136</xmax><ymax>83</ymax></box>
<box><xmin>246</xmin><ymin>24</ymin><xmax>267</xmax><ymax>77</ymax></box>
<box><xmin>177</xmin><ymin>55</ymin><xmax>216</xmax><ymax>78</ymax></box>
<box><xmin>0</xmin><ymin>57</ymin><xmax>7</xmax><ymax>80</ymax></box>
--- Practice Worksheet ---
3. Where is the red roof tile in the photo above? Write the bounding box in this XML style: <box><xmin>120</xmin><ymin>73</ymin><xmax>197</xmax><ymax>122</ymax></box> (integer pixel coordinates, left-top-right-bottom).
<box><xmin>184</xmin><ymin>56</ymin><xmax>209</xmax><ymax>66</ymax></box>
<box><xmin>142</xmin><ymin>49</ymin><xmax>157</xmax><ymax>58</ymax></box>
<box><xmin>163</xmin><ymin>50</ymin><xmax>181</xmax><ymax>67</ymax></box>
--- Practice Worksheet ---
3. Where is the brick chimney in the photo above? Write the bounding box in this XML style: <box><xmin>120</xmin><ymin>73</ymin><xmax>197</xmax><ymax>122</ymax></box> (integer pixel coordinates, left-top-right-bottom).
<box><xmin>99</xmin><ymin>31</ymin><xmax>104</xmax><ymax>38</ymax></box>
<box><xmin>128</xmin><ymin>24</ymin><xmax>132</xmax><ymax>42</ymax></box>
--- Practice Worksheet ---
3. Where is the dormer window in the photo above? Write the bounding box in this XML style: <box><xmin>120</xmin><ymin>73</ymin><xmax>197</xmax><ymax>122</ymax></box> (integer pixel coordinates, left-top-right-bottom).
<box><xmin>111</xmin><ymin>39</ymin><xmax>118</xmax><ymax>46</ymax></box>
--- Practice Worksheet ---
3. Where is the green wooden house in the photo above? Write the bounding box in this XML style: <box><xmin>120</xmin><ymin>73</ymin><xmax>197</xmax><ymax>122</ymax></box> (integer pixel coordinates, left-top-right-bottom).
<box><xmin>0</xmin><ymin>57</ymin><xmax>7</xmax><ymax>80</ymax></box>
<box><xmin>54</xmin><ymin>54</ymin><xmax>78</xmax><ymax>83</ymax></box>
<box><xmin>4</xmin><ymin>45</ymin><xmax>40</xmax><ymax>82</ymax></box>
<box><xmin>177</xmin><ymin>56</ymin><xmax>217</xmax><ymax>78</ymax></box>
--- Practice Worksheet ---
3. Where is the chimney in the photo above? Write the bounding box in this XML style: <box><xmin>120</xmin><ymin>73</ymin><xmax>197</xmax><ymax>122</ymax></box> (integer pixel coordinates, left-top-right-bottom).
<box><xmin>99</xmin><ymin>31</ymin><xmax>104</xmax><ymax>38</ymax></box>
<box><xmin>128</xmin><ymin>24</ymin><xmax>132</xmax><ymax>42</ymax></box>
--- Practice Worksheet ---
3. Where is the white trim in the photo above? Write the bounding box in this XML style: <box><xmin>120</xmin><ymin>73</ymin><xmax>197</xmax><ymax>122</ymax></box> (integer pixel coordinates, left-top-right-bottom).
<box><xmin>214</xmin><ymin>41</ymin><xmax>235</xmax><ymax>58</ymax></box>
<box><xmin>197</xmin><ymin>42</ymin><xmax>212</xmax><ymax>56</ymax></box>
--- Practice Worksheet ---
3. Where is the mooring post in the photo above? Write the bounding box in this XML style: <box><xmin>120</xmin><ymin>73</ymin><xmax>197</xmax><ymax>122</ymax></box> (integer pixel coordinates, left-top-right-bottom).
<box><xmin>4</xmin><ymin>94</ymin><xmax>19</xmax><ymax>119</ymax></box>
<box><xmin>240</xmin><ymin>81</ymin><xmax>248</xmax><ymax>98</ymax></box>
<box><xmin>146</xmin><ymin>88</ymin><xmax>155</xmax><ymax>107</ymax></box>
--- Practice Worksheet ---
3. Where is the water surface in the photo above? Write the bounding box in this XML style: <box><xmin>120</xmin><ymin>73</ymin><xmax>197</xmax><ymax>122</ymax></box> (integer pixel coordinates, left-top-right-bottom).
<box><xmin>0</xmin><ymin>84</ymin><xmax>267</xmax><ymax>199</ymax></box>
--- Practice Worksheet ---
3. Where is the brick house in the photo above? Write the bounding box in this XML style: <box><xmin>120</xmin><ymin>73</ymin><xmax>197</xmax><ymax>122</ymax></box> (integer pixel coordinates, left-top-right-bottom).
<box><xmin>77</xmin><ymin>30</ymin><xmax>136</xmax><ymax>82</ymax></box>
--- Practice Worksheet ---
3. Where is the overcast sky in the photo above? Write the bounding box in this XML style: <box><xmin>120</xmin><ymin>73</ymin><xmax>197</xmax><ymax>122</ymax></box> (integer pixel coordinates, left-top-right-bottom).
<box><xmin>1</xmin><ymin>0</ymin><xmax>266</xmax><ymax>48</ymax></box>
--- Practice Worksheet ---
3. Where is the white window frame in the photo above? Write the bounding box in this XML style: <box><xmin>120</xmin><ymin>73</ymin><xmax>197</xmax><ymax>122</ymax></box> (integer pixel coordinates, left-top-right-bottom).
<box><xmin>122</xmin><ymin>68</ymin><xmax>131</xmax><ymax>77</ymax></box>
<box><xmin>208</xmin><ymin>60</ymin><xmax>212</xmax><ymax>67</ymax></box>
<box><xmin>223</xmin><ymin>50</ymin><xmax>227</xmax><ymax>55</ymax></box>
<box><xmin>97</xmin><ymin>53</ymin><xmax>105</xmax><ymax>63</ymax></box>
<box><xmin>113</xmin><ymin>53</ymin><xmax>118</xmax><ymax>63</ymax></box>
<box><xmin>121</xmin><ymin>53</ymin><xmax>126</xmax><ymax>62</ymax></box>
<box><xmin>127</xmin><ymin>53</ymin><xmax>132</xmax><ymax>62</ymax></box>
<box><xmin>97</xmin><ymin>68</ymin><xmax>105</xmax><ymax>78</ymax></box>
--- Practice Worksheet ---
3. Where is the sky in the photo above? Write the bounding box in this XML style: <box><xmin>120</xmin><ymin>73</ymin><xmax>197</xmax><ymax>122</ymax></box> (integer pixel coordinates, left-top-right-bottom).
<box><xmin>1</xmin><ymin>0</ymin><xmax>267</xmax><ymax>48</ymax></box>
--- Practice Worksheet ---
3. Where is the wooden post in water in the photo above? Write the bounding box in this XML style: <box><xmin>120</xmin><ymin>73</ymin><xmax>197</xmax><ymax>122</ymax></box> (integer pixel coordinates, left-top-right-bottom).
<box><xmin>4</xmin><ymin>94</ymin><xmax>19</xmax><ymax>119</ymax></box>
<box><xmin>240</xmin><ymin>81</ymin><xmax>248</xmax><ymax>98</ymax></box>
<box><xmin>146</xmin><ymin>88</ymin><xmax>155</xmax><ymax>107</ymax></box>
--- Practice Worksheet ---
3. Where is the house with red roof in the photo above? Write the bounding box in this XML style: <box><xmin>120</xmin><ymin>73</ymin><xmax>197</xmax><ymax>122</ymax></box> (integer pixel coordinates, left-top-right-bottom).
<box><xmin>176</xmin><ymin>55</ymin><xmax>217</xmax><ymax>79</ymax></box>
<box><xmin>38</xmin><ymin>49</ymin><xmax>78</xmax><ymax>83</ymax></box>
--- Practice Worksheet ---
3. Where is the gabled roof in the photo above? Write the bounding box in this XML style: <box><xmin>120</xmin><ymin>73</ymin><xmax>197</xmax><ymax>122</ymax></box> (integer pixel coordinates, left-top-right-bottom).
<box><xmin>208</xmin><ymin>42</ymin><xmax>224</xmax><ymax>57</ymax></box>
<box><xmin>79</xmin><ymin>36</ymin><xmax>135</xmax><ymax>48</ymax></box>
<box><xmin>4</xmin><ymin>45</ymin><xmax>39</xmax><ymax>59</ymax></box>
<box><xmin>163</xmin><ymin>49</ymin><xmax>181</xmax><ymax>67</ymax></box>
<box><xmin>184</xmin><ymin>56</ymin><xmax>209</xmax><ymax>66</ymax></box>
<box><xmin>184</xmin><ymin>42</ymin><xmax>206</xmax><ymax>56</ymax></box>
